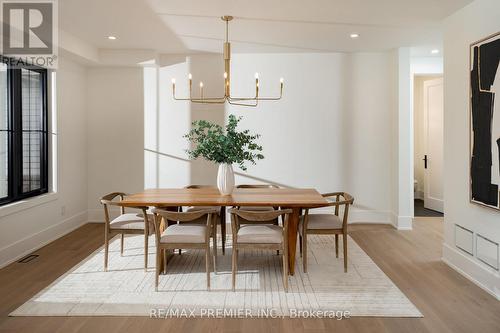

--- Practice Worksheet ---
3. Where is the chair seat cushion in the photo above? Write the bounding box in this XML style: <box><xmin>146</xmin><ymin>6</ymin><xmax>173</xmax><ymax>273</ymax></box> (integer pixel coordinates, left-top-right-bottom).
<box><xmin>237</xmin><ymin>224</ymin><xmax>283</xmax><ymax>244</ymax></box>
<box><xmin>110</xmin><ymin>213</ymin><xmax>147</xmax><ymax>230</ymax></box>
<box><xmin>299</xmin><ymin>214</ymin><xmax>343</xmax><ymax>233</ymax></box>
<box><xmin>160</xmin><ymin>224</ymin><xmax>206</xmax><ymax>243</ymax></box>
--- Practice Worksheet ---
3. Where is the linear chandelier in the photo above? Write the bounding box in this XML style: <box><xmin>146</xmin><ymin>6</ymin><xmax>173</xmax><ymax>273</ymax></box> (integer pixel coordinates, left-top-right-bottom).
<box><xmin>171</xmin><ymin>15</ymin><xmax>284</xmax><ymax>107</ymax></box>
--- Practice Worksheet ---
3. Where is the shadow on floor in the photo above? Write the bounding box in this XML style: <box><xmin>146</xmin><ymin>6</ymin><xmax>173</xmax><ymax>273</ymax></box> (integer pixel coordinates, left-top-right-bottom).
<box><xmin>414</xmin><ymin>199</ymin><xmax>443</xmax><ymax>217</ymax></box>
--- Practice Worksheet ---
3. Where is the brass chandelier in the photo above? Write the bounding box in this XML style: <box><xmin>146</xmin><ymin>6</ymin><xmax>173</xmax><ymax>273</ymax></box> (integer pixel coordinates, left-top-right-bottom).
<box><xmin>171</xmin><ymin>15</ymin><xmax>284</xmax><ymax>107</ymax></box>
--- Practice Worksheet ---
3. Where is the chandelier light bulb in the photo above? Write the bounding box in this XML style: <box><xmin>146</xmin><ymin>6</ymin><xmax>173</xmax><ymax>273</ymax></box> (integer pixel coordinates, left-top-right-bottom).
<box><xmin>171</xmin><ymin>16</ymin><xmax>283</xmax><ymax>106</ymax></box>
<box><xmin>280</xmin><ymin>78</ymin><xmax>284</xmax><ymax>84</ymax></box>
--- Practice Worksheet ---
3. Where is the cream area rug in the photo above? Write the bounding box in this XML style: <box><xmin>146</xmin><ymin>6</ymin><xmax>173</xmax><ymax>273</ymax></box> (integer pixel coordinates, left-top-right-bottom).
<box><xmin>11</xmin><ymin>233</ymin><xmax>422</xmax><ymax>318</ymax></box>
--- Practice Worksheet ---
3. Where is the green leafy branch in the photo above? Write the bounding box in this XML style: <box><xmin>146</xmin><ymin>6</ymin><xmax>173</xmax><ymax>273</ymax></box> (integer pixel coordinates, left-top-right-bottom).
<box><xmin>184</xmin><ymin>115</ymin><xmax>264</xmax><ymax>171</ymax></box>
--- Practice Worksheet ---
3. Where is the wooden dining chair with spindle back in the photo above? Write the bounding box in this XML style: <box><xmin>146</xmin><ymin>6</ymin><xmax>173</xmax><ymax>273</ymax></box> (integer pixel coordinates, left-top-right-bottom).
<box><xmin>100</xmin><ymin>192</ymin><xmax>153</xmax><ymax>271</ymax></box>
<box><xmin>236</xmin><ymin>184</ymin><xmax>281</xmax><ymax>254</ymax></box>
<box><xmin>299</xmin><ymin>192</ymin><xmax>354</xmax><ymax>273</ymax></box>
<box><xmin>184</xmin><ymin>185</ymin><xmax>225</xmax><ymax>255</ymax></box>
<box><xmin>229</xmin><ymin>208</ymin><xmax>292</xmax><ymax>292</ymax></box>
<box><xmin>151</xmin><ymin>207</ymin><xmax>218</xmax><ymax>291</ymax></box>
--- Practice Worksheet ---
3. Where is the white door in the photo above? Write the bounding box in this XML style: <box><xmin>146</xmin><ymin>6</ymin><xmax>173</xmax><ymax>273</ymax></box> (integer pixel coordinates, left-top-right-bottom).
<box><xmin>423</xmin><ymin>78</ymin><xmax>444</xmax><ymax>213</ymax></box>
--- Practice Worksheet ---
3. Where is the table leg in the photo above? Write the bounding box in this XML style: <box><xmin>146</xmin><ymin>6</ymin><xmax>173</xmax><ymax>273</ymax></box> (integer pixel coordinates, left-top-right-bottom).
<box><xmin>220</xmin><ymin>206</ymin><xmax>226</xmax><ymax>255</ymax></box>
<box><xmin>287</xmin><ymin>207</ymin><xmax>301</xmax><ymax>275</ymax></box>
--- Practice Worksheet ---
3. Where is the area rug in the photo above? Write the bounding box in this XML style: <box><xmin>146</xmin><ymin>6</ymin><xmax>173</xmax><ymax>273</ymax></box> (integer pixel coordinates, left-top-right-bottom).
<box><xmin>10</xmin><ymin>233</ymin><xmax>422</xmax><ymax>318</ymax></box>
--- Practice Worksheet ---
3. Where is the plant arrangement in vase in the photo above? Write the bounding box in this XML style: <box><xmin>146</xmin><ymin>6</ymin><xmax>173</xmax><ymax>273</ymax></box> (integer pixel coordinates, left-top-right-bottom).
<box><xmin>184</xmin><ymin>115</ymin><xmax>264</xmax><ymax>195</ymax></box>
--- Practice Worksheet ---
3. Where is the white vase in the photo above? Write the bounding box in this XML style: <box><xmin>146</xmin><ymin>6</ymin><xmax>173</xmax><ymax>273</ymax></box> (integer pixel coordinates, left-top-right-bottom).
<box><xmin>217</xmin><ymin>163</ymin><xmax>235</xmax><ymax>195</ymax></box>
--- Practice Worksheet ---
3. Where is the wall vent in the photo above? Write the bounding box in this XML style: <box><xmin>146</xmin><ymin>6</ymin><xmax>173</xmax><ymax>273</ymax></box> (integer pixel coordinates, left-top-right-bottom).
<box><xmin>455</xmin><ymin>224</ymin><xmax>474</xmax><ymax>255</ymax></box>
<box><xmin>17</xmin><ymin>254</ymin><xmax>39</xmax><ymax>264</ymax></box>
<box><xmin>476</xmin><ymin>234</ymin><xmax>499</xmax><ymax>270</ymax></box>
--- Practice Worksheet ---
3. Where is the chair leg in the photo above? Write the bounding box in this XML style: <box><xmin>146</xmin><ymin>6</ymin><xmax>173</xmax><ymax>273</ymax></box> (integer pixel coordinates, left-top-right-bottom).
<box><xmin>220</xmin><ymin>209</ymin><xmax>226</xmax><ymax>255</ymax></box>
<box><xmin>104</xmin><ymin>231</ymin><xmax>109</xmax><ymax>271</ymax></box>
<box><xmin>144</xmin><ymin>231</ymin><xmax>148</xmax><ymax>271</ymax></box>
<box><xmin>299</xmin><ymin>235</ymin><xmax>303</xmax><ymax>257</ymax></box>
<box><xmin>163</xmin><ymin>249</ymin><xmax>167</xmax><ymax>274</ymax></box>
<box><xmin>275</xmin><ymin>218</ymin><xmax>280</xmax><ymax>255</ymax></box>
<box><xmin>232</xmin><ymin>249</ymin><xmax>238</xmax><ymax>291</ymax></box>
<box><xmin>282</xmin><ymin>247</ymin><xmax>288</xmax><ymax>292</ymax></box>
<box><xmin>343</xmin><ymin>233</ymin><xmax>348</xmax><ymax>273</ymax></box>
<box><xmin>206</xmin><ymin>246</ymin><xmax>211</xmax><ymax>290</ymax></box>
<box><xmin>335</xmin><ymin>234</ymin><xmax>339</xmax><ymax>258</ymax></box>
<box><xmin>155</xmin><ymin>249</ymin><xmax>160</xmax><ymax>291</ymax></box>
<box><xmin>212</xmin><ymin>223</ymin><xmax>217</xmax><ymax>273</ymax></box>
<box><xmin>120</xmin><ymin>233</ymin><xmax>124</xmax><ymax>255</ymax></box>
<box><xmin>303</xmin><ymin>233</ymin><xmax>308</xmax><ymax>273</ymax></box>
<box><xmin>178</xmin><ymin>249</ymin><xmax>181</xmax><ymax>255</ymax></box>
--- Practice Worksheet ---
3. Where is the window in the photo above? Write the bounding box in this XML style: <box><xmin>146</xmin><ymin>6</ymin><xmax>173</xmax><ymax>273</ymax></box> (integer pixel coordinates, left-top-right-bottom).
<box><xmin>0</xmin><ymin>57</ymin><xmax>48</xmax><ymax>206</ymax></box>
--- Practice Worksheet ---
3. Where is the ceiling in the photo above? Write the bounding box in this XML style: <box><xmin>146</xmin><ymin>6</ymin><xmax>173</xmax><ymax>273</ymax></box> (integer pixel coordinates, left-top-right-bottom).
<box><xmin>59</xmin><ymin>0</ymin><xmax>473</xmax><ymax>55</ymax></box>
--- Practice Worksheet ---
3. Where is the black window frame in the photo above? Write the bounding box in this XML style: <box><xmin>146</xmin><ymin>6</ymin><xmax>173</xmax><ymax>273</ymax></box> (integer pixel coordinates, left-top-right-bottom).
<box><xmin>0</xmin><ymin>56</ymin><xmax>49</xmax><ymax>206</ymax></box>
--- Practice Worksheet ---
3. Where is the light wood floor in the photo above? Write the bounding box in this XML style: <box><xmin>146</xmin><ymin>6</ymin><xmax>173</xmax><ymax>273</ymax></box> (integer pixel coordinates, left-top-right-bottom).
<box><xmin>0</xmin><ymin>218</ymin><xmax>499</xmax><ymax>333</ymax></box>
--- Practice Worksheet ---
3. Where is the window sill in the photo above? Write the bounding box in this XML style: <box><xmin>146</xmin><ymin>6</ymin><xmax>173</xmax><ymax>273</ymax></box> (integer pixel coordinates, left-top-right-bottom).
<box><xmin>0</xmin><ymin>192</ymin><xmax>59</xmax><ymax>218</ymax></box>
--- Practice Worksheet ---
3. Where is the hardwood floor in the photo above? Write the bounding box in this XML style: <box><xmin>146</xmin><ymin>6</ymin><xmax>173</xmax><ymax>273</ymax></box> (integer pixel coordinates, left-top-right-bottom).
<box><xmin>0</xmin><ymin>218</ymin><xmax>499</xmax><ymax>333</ymax></box>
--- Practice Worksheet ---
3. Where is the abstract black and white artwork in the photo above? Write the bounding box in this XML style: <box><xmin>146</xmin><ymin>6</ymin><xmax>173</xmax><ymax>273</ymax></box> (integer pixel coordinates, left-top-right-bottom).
<box><xmin>470</xmin><ymin>32</ymin><xmax>500</xmax><ymax>210</ymax></box>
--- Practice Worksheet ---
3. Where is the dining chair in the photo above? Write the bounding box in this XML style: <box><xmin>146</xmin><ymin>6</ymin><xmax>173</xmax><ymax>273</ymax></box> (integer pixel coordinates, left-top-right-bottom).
<box><xmin>236</xmin><ymin>184</ymin><xmax>281</xmax><ymax>254</ymax></box>
<box><xmin>184</xmin><ymin>185</ymin><xmax>225</xmax><ymax>255</ymax></box>
<box><xmin>100</xmin><ymin>192</ymin><xmax>152</xmax><ymax>271</ymax></box>
<box><xmin>299</xmin><ymin>192</ymin><xmax>354</xmax><ymax>273</ymax></box>
<box><xmin>229</xmin><ymin>208</ymin><xmax>292</xmax><ymax>292</ymax></box>
<box><xmin>151</xmin><ymin>207</ymin><xmax>218</xmax><ymax>291</ymax></box>
<box><xmin>235</xmin><ymin>184</ymin><xmax>280</xmax><ymax>213</ymax></box>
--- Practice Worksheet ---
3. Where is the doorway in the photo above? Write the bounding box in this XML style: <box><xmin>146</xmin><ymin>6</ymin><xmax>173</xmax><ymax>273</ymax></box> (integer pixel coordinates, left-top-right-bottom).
<box><xmin>413</xmin><ymin>75</ymin><xmax>444</xmax><ymax>217</ymax></box>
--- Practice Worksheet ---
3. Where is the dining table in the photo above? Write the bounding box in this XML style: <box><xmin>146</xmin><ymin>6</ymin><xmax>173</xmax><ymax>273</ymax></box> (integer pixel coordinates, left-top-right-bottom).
<box><xmin>120</xmin><ymin>187</ymin><xmax>329</xmax><ymax>275</ymax></box>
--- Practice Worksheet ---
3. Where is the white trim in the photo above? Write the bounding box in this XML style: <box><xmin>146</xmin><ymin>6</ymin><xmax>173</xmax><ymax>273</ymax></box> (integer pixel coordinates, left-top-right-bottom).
<box><xmin>0</xmin><ymin>210</ymin><xmax>88</xmax><ymax>269</ymax></box>
<box><xmin>348</xmin><ymin>208</ymin><xmax>392</xmax><ymax>224</ymax></box>
<box><xmin>87</xmin><ymin>208</ymin><xmax>106</xmax><ymax>223</ymax></box>
<box><xmin>0</xmin><ymin>193</ymin><xmax>59</xmax><ymax>218</ymax></box>
<box><xmin>92</xmin><ymin>206</ymin><xmax>395</xmax><ymax>225</ymax></box>
<box><xmin>442</xmin><ymin>243</ymin><xmax>500</xmax><ymax>300</ymax></box>
<box><xmin>397</xmin><ymin>216</ymin><xmax>413</xmax><ymax>230</ymax></box>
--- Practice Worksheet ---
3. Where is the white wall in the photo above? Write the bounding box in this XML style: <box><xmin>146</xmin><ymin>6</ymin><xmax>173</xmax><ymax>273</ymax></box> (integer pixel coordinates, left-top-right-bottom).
<box><xmin>227</xmin><ymin>53</ymin><xmax>396</xmax><ymax>223</ymax></box>
<box><xmin>144</xmin><ymin>54</ymin><xmax>225</xmax><ymax>190</ymax></box>
<box><xmin>442</xmin><ymin>0</ymin><xmax>500</xmax><ymax>299</ymax></box>
<box><xmin>143</xmin><ymin>52</ymin><xmax>398</xmax><ymax>223</ymax></box>
<box><xmin>0</xmin><ymin>56</ymin><xmax>88</xmax><ymax>267</ymax></box>
<box><xmin>87</xmin><ymin>67</ymin><xmax>144</xmax><ymax>221</ymax></box>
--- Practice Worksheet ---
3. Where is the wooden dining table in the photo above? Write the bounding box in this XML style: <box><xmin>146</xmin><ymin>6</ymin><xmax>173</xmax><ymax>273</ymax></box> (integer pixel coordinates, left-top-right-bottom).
<box><xmin>120</xmin><ymin>187</ymin><xmax>328</xmax><ymax>275</ymax></box>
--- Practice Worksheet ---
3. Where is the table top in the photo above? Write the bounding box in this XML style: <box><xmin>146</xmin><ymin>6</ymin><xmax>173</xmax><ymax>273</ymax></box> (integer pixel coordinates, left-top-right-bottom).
<box><xmin>120</xmin><ymin>188</ymin><xmax>328</xmax><ymax>208</ymax></box>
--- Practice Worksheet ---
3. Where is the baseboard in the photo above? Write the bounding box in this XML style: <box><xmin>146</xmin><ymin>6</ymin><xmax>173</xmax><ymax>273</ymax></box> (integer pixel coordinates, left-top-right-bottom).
<box><xmin>348</xmin><ymin>208</ymin><xmax>392</xmax><ymax>224</ymax></box>
<box><xmin>442</xmin><ymin>243</ymin><xmax>500</xmax><ymax>300</ymax></box>
<box><xmin>87</xmin><ymin>207</ymin><xmax>119</xmax><ymax>223</ymax></box>
<box><xmin>0</xmin><ymin>210</ymin><xmax>88</xmax><ymax>269</ymax></box>
<box><xmin>396</xmin><ymin>216</ymin><xmax>413</xmax><ymax>230</ymax></box>
<box><xmin>90</xmin><ymin>206</ymin><xmax>394</xmax><ymax>225</ymax></box>
<box><xmin>388</xmin><ymin>213</ymin><xmax>413</xmax><ymax>230</ymax></box>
